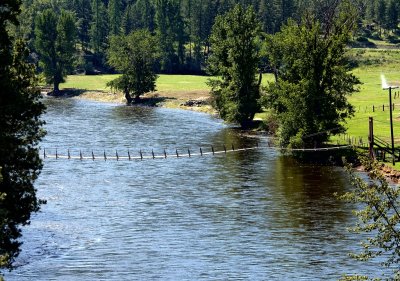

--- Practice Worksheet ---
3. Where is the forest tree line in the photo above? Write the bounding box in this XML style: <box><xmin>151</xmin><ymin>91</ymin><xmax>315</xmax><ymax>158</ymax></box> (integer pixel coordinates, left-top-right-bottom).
<box><xmin>13</xmin><ymin>0</ymin><xmax>400</xmax><ymax>76</ymax></box>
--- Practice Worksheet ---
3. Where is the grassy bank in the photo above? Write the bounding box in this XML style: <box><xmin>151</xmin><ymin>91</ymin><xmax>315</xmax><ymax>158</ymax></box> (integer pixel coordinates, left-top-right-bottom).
<box><xmin>60</xmin><ymin>74</ymin><xmax>214</xmax><ymax>112</ymax></box>
<box><xmin>59</xmin><ymin>49</ymin><xmax>400</xmax><ymax>144</ymax></box>
<box><xmin>338</xmin><ymin>48</ymin><xmax>400</xmax><ymax>145</ymax></box>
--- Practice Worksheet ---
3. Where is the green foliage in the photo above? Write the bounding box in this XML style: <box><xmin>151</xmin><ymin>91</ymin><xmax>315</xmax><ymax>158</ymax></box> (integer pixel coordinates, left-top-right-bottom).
<box><xmin>34</xmin><ymin>9</ymin><xmax>77</xmax><ymax>92</ymax></box>
<box><xmin>208</xmin><ymin>4</ymin><xmax>262</xmax><ymax>128</ymax></box>
<box><xmin>107</xmin><ymin>29</ymin><xmax>160</xmax><ymax>104</ymax></box>
<box><xmin>264</xmin><ymin>2</ymin><xmax>361</xmax><ymax>148</ymax></box>
<box><xmin>154</xmin><ymin>0</ymin><xmax>186</xmax><ymax>73</ymax></box>
<box><xmin>90</xmin><ymin>0</ymin><xmax>108</xmax><ymax>57</ymax></box>
<box><xmin>0</xmin><ymin>0</ymin><xmax>45</xmax><ymax>270</ymax></box>
<box><xmin>108</xmin><ymin>0</ymin><xmax>122</xmax><ymax>36</ymax></box>
<box><xmin>338</xmin><ymin>158</ymin><xmax>400</xmax><ymax>280</ymax></box>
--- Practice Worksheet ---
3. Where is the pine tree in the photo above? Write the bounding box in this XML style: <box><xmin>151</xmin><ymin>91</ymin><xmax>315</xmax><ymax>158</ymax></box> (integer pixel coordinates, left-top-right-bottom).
<box><xmin>90</xmin><ymin>0</ymin><xmax>109</xmax><ymax>58</ymax></box>
<box><xmin>108</xmin><ymin>0</ymin><xmax>123</xmax><ymax>36</ymax></box>
<box><xmin>387</xmin><ymin>0</ymin><xmax>399</xmax><ymax>32</ymax></box>
<box><xmin>0</xmin><ymin>0</ymin><xmax>46</xmax><ymax>269</ymax></box>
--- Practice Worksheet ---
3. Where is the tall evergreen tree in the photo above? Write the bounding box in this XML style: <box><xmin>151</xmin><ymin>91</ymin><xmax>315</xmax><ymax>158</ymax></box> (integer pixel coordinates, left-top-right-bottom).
<box><xmin>387</xmin><ymin>0</ymin><xmax>399</xmax><ymax>32</ymax></box>
<box><xmin>35</xmin><ymin>9</ymin><xmax>77</xmax><ymax>93</ymax></box>
<box><xmin>0</xmin><ymin>0</ymin><xmax>45</xmax><ymax>269</ymax></box>
<box><xmin>90</xmin><ymin>0</ymin><xmax>109</xmax><ymax>58</ymax></box>
<box><xmin>208</xmin><ymin>4</ymin><xmax>262</xmax><ymax>128</ymax></box>
<box><xmin>72</xmin><ymin>0</ymin><xmax>92</xmax><ymax>51</ymax></box>
<box><xmin>377</xmin><ymin>0</ymin><xmax>387</xmax><ymax>36</ymax></box>
<box><xmin>154</xmin><ymin>0</ymin><xmax>186</xmax><ymax>73</ymax></box>
<box><xmin>108</xmin><ymin>0</ymin><xmax>123</xmax><ymax>36</ymax></box>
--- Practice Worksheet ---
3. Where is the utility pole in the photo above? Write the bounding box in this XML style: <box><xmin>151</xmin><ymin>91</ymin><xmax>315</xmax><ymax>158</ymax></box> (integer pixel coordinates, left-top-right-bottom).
<box><xmin>383</xmin><ymin>86</ymin><xmax>398</xmax><ymax>165</ymax></box>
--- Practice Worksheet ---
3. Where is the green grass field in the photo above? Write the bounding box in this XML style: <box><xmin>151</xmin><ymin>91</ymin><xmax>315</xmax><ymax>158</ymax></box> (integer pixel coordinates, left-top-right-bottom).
<box><xmin>342</xmin><ymin>49</ymin><xmax>400</xmax><ymax>146</ymax></box>
<box><xmin>60</xmin><ymin>48</ymin><xmax>400</xmax><ymax>146</ymax></box>
<box><xmin>60</xmin><ymin>74</ymin><xmax>211</xmax><ymax>92</ymax></box>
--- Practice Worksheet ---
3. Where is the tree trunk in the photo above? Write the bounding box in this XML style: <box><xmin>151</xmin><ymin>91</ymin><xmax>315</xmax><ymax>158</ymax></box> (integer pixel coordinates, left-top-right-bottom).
<box><xmin>53</xmin><ymin>81</ymin><xmax>60</xmax><ymax>95</ymax></box>
<box><xmin>124</xmin><ymin>89</ymin><xmax>133</xmax><ymax>104</ymax></box>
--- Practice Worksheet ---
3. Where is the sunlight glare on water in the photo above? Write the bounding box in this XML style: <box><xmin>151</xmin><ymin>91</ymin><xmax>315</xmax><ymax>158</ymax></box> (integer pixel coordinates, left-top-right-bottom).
<box><xmin>4</xmin><ymin>98</ymin><xmax>386</xmax><ymax>280</ymax></box>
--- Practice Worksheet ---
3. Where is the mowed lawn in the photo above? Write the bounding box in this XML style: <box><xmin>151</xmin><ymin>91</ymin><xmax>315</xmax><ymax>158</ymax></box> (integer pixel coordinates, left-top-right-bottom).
<box><xmin>60</xmin><ymin>74</ymin><xmax>211</xmax><ymax>92</ymax></box>
<box><xmin>60</xmin><ymin>49</ymin><xmax>400</xmax><ymax>144</ymax></box>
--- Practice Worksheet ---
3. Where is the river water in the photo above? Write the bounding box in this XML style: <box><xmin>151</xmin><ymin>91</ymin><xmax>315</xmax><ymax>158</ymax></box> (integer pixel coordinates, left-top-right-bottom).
<box><xmin>4</xmin><ymin>98</ymin><xmax>382</xmax><ymax>280</ymax></box>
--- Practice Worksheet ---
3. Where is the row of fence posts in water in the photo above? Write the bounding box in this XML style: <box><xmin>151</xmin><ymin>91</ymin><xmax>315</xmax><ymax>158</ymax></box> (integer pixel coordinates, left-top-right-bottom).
<box><xmin>42</xmin><ymin>142</ymin><xmax>266</xmax><ymax>161</ymax></box>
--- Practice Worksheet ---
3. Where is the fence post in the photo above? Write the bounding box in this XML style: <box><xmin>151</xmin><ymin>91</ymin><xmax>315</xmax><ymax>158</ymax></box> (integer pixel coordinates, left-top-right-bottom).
<box><xmin>369</xmin><ymin>117</ymin><xmax>374</xmax><ymax>159</ymax></box>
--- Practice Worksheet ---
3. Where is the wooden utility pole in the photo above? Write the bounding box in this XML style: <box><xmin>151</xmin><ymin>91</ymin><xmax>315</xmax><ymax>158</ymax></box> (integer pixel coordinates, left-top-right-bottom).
<box><xmin>384</xmin><ymin>86</ymin><xmax>398</xmax><ymax>165</ymax></box>
<box><xmin>369</xmin><ymin>117</ymin><xmax>374</xmax><ymax>159</ymax></box>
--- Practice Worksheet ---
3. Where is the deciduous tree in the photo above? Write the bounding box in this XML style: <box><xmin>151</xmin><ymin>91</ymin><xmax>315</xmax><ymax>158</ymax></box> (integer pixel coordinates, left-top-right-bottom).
<box><xmin>107</xmin><ymin>29</ymin><xmax>160</xmax><ymax>104</ymax></box>
<box><xmin>35</xmin><ymin>9</ymin><xmax>77</xmax><ymax>93</ymax></box>
<box><xmin>208</xmin><ymin>4</ymin><xmax>262</xmax><ymax>128</ymax></box>
<box><xmin>264</xmin><ymin>1</ymin><xmax>360</xmax><ymax>148</ymax></box>
<box><xmin>338</xmin><ymin>158</ymin><xmax>400</xmax><ymax>280</ymax></box>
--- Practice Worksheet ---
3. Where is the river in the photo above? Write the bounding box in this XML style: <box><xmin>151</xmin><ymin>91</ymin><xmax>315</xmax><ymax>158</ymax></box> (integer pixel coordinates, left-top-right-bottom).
<box><xmin>4</xmin><ymin>98</ymin><xmax>381</xmax><ymax>280</ymax></box>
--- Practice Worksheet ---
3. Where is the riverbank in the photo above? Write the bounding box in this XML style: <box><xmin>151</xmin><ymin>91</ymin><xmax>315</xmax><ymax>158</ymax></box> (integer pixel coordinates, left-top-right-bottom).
<box><xmin>43</xmin><ymin>87</ymin><xmax>216</xmax><ymax>114</ymax></box>
<box><xmin>54</xmin><ymin>74</ymin><xmax>217</xmax><ymax>114</ymax></box>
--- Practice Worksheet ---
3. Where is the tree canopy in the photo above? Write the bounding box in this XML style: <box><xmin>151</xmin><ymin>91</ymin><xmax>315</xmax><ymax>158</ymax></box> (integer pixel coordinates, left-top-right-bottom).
<box><xmin>264</xmin><ymin>3</ymin><xmax>360</xmax><ymax>148</ymax></box>
<box><xmin>208</xmin><ymin>4</ymin><xmax>263</xmax><ymax>128</ymax></box>
<box><xmin>34</xmin><ymin>9</ymin><xmax>77</xmax><ymax>93</ymax></box>
<box><xmin>339</xmin><ymin>158</ymin><xmax>400</xmax><ymax>280</ymax></box>
<box><xmin>0</xmin><ymin>0</ymin><xmax>45</xmax><ymax>269</ymax></box>
<box><xmin>107</xmin><ymin>29</ymin><xmax>160</xmax><ymax>104</ymax></box>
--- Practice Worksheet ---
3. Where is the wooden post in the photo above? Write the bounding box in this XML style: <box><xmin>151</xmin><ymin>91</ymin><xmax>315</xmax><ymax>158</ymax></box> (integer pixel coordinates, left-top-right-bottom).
<box><xmin>389</xmin><ymin>87</ymin><xmax>395</xmax><ymax>165</ymax></box>
<box><xmin>369</xmin><ymin>117</ymin><xmax>374</xmax><ymax>159</ymax></box>
<box><xmin>373</xmin><ymin>105</ymin><xmax>375</xmax><ymax>112</ymax></box>
<box><xmin>383</xmin><ymin>104</ymin><xmax>385</xmax><ymax>111</ymax></box>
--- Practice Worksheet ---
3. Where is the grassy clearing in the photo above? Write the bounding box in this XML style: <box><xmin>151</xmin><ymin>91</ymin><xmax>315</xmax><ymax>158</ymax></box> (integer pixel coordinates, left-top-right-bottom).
<box><xmin>59</xmin><ymin>51</ymin><xmax>400</xmax><ymax>146</ymax></box>
<box><xmin>339</xmin><ymin>49</ymin><xmax>400</xmax><ymax>146</ymax></box>
<box><xmin>60</xmin><ymin>74</ymin><xmax>211</xmax><ymax>93</ymax></box>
